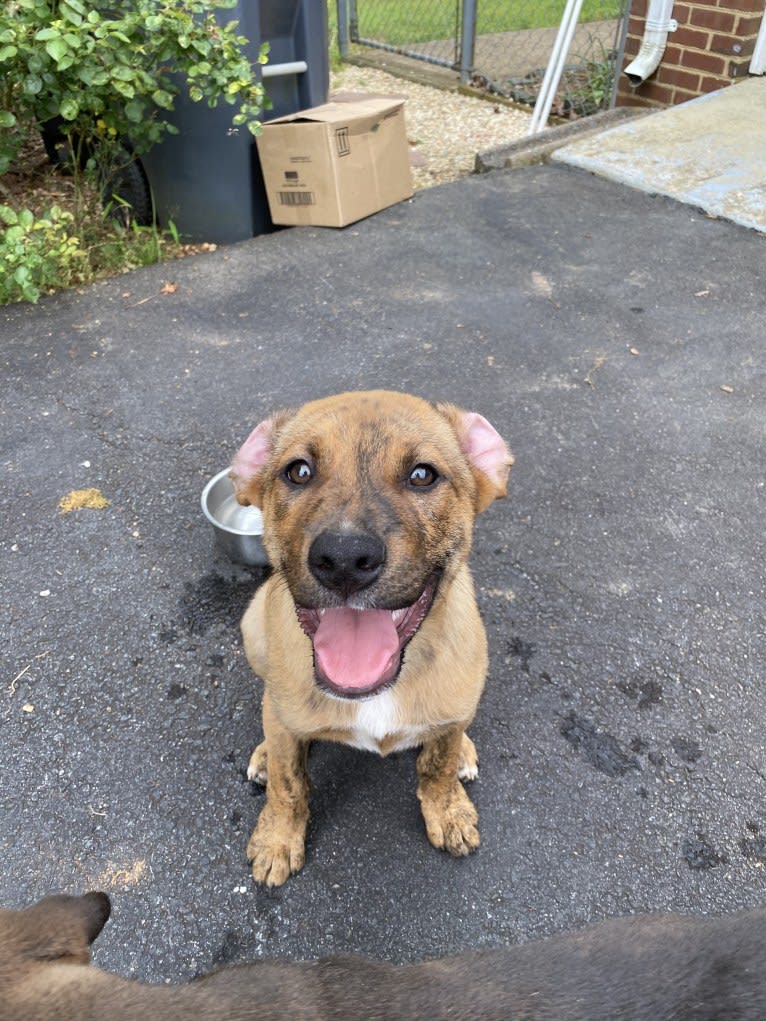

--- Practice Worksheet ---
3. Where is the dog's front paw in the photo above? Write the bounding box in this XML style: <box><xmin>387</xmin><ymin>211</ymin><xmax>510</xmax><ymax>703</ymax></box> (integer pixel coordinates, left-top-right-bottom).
<box><xmin>246</xmin><ymin>741</ymin><xmax>268</xmax><ymax>785</ymax></box>
<box><xmin>246</xmin><ymin>808</ymin><xmax>306</xmax><ymax>887</ymax></box>
<box><xmin>419</xmin><ymin>783</ymin><xmax>480</xmax><ymax>857</ymax></box>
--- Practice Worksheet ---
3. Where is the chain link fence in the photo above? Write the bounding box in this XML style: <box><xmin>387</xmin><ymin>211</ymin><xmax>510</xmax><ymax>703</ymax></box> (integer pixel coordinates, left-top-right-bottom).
<box><xmin>339</xmin><ymin>0</ymin><xmax>629</xmax><ymax>117</ymax></box>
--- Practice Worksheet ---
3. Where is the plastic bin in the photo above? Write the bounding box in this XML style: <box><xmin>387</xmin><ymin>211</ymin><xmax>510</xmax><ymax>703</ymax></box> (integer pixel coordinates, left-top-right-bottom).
<box><xmin>138</xmin><ymin>0</ymin><xmax>329</xmax><ymax>243</ymax></box>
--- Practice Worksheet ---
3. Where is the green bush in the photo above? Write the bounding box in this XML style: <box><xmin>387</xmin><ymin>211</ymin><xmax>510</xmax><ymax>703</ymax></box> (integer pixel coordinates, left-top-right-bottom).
<box><xmin>0</xmin><ymin>0</ymin><xmax>269</xmax><ymax>176</ymax></box>
<box><xmin>0</xmin><ymin>0</ymin><xmax>270</xmax><ymax>303</ymax></box>
<box><xmin>0</xmin><ymin>203</ymin><xmax>85</xmax><ymax>303</ymax></box>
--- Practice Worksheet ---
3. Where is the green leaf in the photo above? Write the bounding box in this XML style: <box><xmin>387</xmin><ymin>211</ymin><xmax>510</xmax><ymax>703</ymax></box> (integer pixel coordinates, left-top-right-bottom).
<box><xmin>124</xmin><ymin>99</ymin><xmax>144</xmax><ymax>123</ymax></box>
<box><xmin>110</xmin><ymin>65</ymin><xmax>134</xmax><ymax>82</ymax></box>
<box><xmin>44</xmin><ymin>37</ymin><xmax>69</xmax><ymax>63</ymax></box>
<box><xmin>191</xmin><ymin>38</ymin><xmax>211</xmax><ymax>56</ymax></box>
<box><xmin>113</xmin><ymin>80</ymin><xmax>135</xmax><ymax>99</ymax></box>
<box><xmin>60</xmin><ymin>2</ymin><xmax>83</xmax><ymax>26</ymax></box>
<box><xmin>0</xmin><ymin>110</ymin><xmax>15</xmax><ymax>128</ymax></box>
<box><xmin>59</xmin><ymin>97</ymin><xmax>79</xmax><ymax>120</ymax></box>
<box><xmin>0</xmin><ymin>44</ymin><xmax>18</xmax><ymax>61</ymax></box>
<box><xmin>151</xmin><ymin>88</ymin><xmax>174</xmax><ymax>110</ymax></box>
<box><xmin>23</xmin><ymin>74</ymin><xmax>43</xmax><ymax>95</ymax></box>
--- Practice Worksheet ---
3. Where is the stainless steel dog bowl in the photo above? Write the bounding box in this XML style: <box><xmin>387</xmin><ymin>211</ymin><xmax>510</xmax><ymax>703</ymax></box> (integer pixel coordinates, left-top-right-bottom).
<box><xmin>201</xmin><ymin>468</ymin><xmax>269</xmax><ymax>566</ymax></box>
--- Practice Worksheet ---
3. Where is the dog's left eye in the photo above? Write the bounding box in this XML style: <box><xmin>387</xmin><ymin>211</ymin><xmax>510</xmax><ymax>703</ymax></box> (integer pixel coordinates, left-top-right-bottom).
<box><xmin>284</xmin><ymin>459</ymin><xmax>313</xmax><ymax>486</ymax></box>
<box><xmin>408</xmin><ymin>464</ymin><xmax>439</xmax><ymax>488</ymax></box>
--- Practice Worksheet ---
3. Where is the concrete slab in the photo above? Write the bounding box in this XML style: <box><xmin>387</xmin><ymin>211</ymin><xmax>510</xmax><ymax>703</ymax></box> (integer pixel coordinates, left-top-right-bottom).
<box><xmin>553</xmin><ymin>77</ymin><xmax>766</xmax><ymax>232</ymax></box>
<box><xmin>476</xmin><ymin>107</ymin><xmax>648</xmax><ymax>172</ymax></box>
<box><xmin>2</xmin><ymin>164</ymin><xmax>765</xmax><ymax>986</ymax></box>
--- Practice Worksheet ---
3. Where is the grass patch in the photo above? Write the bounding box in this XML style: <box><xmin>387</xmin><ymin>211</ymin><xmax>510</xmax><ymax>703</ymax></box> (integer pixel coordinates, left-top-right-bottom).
<box><xmin>351</xmin><ymin>0</ymin><xmax>623</xmax><ymax>46</ymax></box>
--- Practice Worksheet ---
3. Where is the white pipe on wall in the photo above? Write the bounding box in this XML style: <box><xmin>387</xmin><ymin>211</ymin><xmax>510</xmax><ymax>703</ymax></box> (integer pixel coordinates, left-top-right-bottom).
<box><xmin>623</xmin><ymin>0</ymin><xmax>677</xmax><ymax>86</ymax></box>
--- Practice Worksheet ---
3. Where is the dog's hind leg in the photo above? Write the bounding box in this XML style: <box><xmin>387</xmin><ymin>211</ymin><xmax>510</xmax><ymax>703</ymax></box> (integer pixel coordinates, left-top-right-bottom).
<box><xmin>416</xmin><ymin>727</ymin><xmax>480</xmax><ymax>857</ymax></box>
<box><xmin>246</xmin><ymin>693</ymin><xmax>310</xmax><ymax>887</ymax></box>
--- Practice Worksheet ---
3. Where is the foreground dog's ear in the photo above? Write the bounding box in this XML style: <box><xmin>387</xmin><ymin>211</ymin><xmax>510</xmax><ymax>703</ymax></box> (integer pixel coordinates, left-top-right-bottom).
<box><xmin>230</xmin><ymin>409</ymin><xmax>295</xmax><ymax>507</ymax></box>
<box><xmin>20</xmin><ymin>892</ymin><xmax>111</xmax><ymax>962</ymax></box>
<box><xmin>437</xmin><ymin>403</ymin><xmax>514</xmax><ymax>513</ymax></box>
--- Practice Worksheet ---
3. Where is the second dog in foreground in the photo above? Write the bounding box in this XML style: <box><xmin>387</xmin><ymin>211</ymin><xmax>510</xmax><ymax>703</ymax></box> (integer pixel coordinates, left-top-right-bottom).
<box><xmin>5</xmin><ymin>891</ymin><xmax>766</xmax><ymax>1020</ymax></box>
<box><xmin>230</xmin><ymin>390</ymin><xmax>514</xmax><ymax>886</ymax></box>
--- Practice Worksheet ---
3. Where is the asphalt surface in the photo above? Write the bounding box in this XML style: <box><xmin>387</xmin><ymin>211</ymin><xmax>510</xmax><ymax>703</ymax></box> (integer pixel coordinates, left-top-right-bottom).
<box><xmin>2</xmin><ymin>163</ymin><xmax>765</xmax><ymax>984</ymax></box>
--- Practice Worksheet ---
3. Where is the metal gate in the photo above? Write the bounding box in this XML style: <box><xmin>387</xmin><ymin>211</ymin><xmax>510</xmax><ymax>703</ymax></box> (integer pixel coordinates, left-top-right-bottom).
<box><xmin>338</xmin><ymin>0</ymin><xmax>629</xmax><ymax>117</ymax></box>
<box><xmin>343</xmin><ymin>0</ymin><xmax>468</xmax><ymax>78</ymax></box>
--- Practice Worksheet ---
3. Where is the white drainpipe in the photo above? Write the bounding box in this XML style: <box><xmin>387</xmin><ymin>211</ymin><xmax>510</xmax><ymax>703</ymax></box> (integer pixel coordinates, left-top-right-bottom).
<box><xmin>623</xmin><ymin>0</ymin><xmax>678</xmax><ymax>86</ymax></box>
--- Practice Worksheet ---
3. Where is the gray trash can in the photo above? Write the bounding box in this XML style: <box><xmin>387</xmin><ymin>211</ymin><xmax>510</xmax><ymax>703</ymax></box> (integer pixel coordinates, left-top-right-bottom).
<box><xmin>138</xmin><ymin>0</ymin><xmax>329</xmax><ymax>243</ymax></box>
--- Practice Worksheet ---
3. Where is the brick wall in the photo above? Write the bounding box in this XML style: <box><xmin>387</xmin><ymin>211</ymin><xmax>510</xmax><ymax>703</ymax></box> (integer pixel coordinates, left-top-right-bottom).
<box><xmin>616</xmin><ymin>0</ymin><xmax>764</xmax><ymax>108</ymax></box>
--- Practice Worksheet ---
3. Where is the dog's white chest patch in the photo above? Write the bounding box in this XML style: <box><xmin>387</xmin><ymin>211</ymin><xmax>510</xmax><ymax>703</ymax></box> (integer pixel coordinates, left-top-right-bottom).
<box><xmin>348</xmin><ymin>691</ymin><xmax>429</xmax><ymax>754</ymax></box>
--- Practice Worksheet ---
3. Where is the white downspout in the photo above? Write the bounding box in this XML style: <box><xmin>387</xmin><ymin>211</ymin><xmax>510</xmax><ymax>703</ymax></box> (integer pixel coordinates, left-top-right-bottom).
<box><xmin>751</xmin><ymin>9</ymin><xmax>766</xmax><ymax>74</ymax></box>
<box><xmin>623</xmin><ymin>0</ymin><xmax>677</xmax><ymax>86</ymax></box>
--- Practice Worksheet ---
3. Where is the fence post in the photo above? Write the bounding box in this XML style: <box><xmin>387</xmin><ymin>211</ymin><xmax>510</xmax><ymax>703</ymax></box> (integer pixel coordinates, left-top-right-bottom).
<box><xmin>459</xmin><ymin>0</ymin><xmax>477</xmax><ymax>84</ymax></box>
<box><xmin>609</xmin><ymin>1</ymin><xmax>631</xmax><ymax>108</ymax></box>
<box><xmin>337</xmin><ymin>0</ymin><xmax>349</xmax><ymax>57</ymax></box>
<box><xmin>348</xmin><ymin>0</ymin><xmax>359</xmax><ymax>44</ymax></box>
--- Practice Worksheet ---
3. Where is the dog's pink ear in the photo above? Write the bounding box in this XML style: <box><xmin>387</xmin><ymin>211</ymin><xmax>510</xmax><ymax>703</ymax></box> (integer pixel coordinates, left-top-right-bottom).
<box><xmin>439</xmin><ymin>404</ymin><xmax>514</xmax><ymax>513</ymax></box>
<box><xmin>230</xmin><ymin>418</ymin><xmax>277</xmax><ymax>507</ymax></box>
<box><xmin>230</xmin><ymin>408</ymin><xmax>294</xmax><ymax>507</ymax></box>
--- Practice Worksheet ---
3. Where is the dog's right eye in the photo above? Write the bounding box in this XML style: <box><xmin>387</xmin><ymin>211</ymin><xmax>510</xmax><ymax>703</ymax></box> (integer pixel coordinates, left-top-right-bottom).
<box><xmin>284</xmin><ymin>459</ymin><xmax>313</xmax><ymax>486</ymax></box>
<box><xmin>408</xmin><ymin>463</ymin><xmax>439</xmax><ymax>488</ymax></box>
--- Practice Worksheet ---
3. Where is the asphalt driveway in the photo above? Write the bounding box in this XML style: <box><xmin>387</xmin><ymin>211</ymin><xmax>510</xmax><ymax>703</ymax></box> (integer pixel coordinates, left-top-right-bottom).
<box><xmin>2</xmin><ymin>163</ymin><xmax>765</xmax><ymax>982</ymax></box>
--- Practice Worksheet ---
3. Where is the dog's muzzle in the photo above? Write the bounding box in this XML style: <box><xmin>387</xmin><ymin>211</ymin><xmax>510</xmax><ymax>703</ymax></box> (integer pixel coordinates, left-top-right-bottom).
<box><xmin>295</xmin><ymin>532</ymin><xmax>439</xmax><ymax>698</ymax></box>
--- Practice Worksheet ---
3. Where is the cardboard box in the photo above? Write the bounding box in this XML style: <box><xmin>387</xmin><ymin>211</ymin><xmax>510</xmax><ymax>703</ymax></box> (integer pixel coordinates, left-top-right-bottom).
<box><xmin>255</xmin><ymin>95</ymin><xmax>413</xmax><ymax>227</ymax></box>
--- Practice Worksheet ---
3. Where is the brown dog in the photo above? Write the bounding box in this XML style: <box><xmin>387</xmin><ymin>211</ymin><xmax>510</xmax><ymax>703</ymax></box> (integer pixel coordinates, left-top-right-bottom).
<box><xmin>7</xmin><ymin>891</ymin><xmax>766</xmax><ymax>1020</ymax></box>
<box><xmin>230</xmin><ymin>390</ymin><xmax>513</xmax><ymax>886</ymax></box>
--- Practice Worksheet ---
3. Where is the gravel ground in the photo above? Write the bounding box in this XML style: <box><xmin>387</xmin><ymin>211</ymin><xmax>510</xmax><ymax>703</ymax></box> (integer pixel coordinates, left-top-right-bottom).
<box><xmin>331</xmin><ymin>64</ymin><xmax>532</xmax><ymax>189</ymax></box>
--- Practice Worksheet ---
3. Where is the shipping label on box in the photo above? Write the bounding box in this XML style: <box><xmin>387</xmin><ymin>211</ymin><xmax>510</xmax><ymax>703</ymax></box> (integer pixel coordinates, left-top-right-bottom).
<box><xmin>255</xmin><ymin>95</ymin><xmax>413</xmax><ymax>228</ymax></box>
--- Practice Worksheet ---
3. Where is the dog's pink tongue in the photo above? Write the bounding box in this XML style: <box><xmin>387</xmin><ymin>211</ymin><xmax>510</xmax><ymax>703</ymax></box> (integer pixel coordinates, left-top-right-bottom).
<box><xmin>313</xmin><ymin>608</ymin><xmax>399</xmax><ymax>693</ymax></box>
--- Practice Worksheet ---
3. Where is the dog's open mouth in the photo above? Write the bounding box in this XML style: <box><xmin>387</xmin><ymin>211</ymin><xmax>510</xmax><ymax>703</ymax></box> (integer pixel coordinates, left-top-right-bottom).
<box><xmin>295</xmin><ymin>576</ymin><xmax>439</xmax><ymax>699</ymax></box>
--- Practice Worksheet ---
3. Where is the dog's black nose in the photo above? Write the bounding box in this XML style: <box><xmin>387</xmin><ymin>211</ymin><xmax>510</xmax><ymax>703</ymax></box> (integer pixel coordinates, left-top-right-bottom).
<box><xmin>308</xmin><ymin>531</ymin><xmax>386</xmax><ymax>597</ymax></box>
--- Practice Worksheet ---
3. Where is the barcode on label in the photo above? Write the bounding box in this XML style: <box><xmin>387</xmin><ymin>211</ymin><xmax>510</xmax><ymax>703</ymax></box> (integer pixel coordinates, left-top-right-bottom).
<box><xmin>278</xmin><ymin>191</ymin><xmax>315</xmax><ymax>206</ymax></box>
